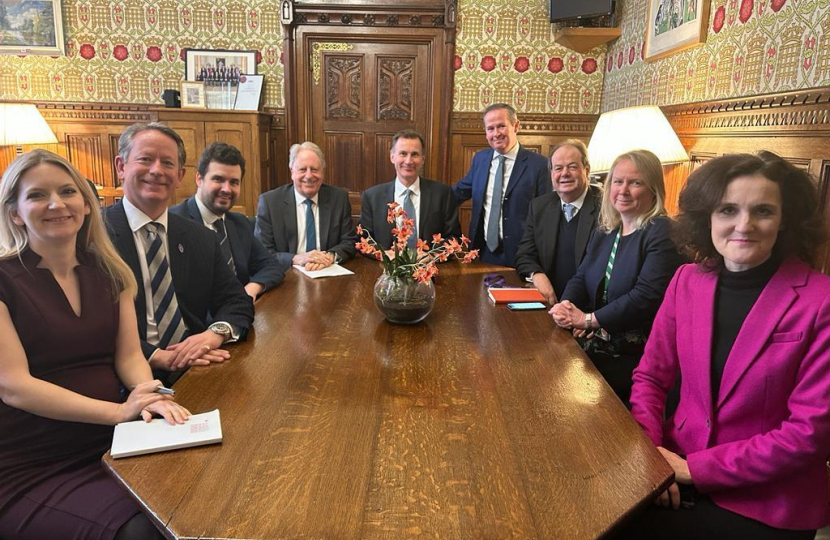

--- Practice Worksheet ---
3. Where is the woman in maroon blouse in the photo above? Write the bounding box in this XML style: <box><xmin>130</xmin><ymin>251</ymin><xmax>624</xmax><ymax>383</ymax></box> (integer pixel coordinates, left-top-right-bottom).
<box><xmin>0</xmin><ymin>150</ymin><xmax>189</xmax><ymax>540</ymax></box>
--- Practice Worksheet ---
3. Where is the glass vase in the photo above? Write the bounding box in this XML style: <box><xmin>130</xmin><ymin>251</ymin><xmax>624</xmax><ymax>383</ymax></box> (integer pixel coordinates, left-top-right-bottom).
<box><xmin>373</xmin><ymin>272</ymin><xmax>435</xmax><ymax>324</ymax></box>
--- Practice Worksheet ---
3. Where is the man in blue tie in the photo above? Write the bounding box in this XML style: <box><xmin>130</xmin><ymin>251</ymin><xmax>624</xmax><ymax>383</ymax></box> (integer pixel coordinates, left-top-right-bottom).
<box><xmin>359</xmin><ymin>130</ymin><xmax>460</xmax><ymax>252</ymax></box>
<box><xmin>452</xmin><ymin>103</ymin><xmax>551</xmax><ymax>267</ymax></box>
<box><xmin>104</xmin><ymin>123</ymin><xmax>254</xmax><ymax>377</ymax></box>
<box><xmin>255</xmin><ymin>142</ymin><xmax>356</xmax><ymax>270</ymax></box>
<box><xmin>514</xmin><ymin>139</ymin><xmax>602</xmax><ymax>304</ymax></box>
<box><xmin>170</xmin><ymin>142</ymin><xmax>287</xmax><ymax>302</ymax></box>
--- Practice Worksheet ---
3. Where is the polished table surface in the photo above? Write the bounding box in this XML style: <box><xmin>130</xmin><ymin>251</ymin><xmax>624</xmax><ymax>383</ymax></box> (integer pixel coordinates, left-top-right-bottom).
<box><xmin>103</xmin><ymin>257</ymin><xmax>672</xmax><ymax>540</ymax></box>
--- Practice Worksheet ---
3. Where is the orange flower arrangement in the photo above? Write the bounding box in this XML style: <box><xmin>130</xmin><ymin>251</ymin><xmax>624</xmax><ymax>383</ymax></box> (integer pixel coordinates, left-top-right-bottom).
<box><xmin>355</xmin><ymin>202</ymin><xmax>479</xmax><ymax>283</ymax></box>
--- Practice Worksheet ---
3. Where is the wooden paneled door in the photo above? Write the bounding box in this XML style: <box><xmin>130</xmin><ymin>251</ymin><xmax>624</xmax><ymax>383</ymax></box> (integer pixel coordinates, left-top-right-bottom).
<box><xmin>282</xmin><ymin>1</ymin><xmax>457</xmax><ymax>205</ymax></box>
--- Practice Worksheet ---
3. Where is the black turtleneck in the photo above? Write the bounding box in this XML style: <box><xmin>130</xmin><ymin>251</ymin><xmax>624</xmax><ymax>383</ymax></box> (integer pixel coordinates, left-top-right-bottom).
<box><xmin>711</xmin><ymin>256</ymin><xmax>781</xmax><ymax>400</ymax></box>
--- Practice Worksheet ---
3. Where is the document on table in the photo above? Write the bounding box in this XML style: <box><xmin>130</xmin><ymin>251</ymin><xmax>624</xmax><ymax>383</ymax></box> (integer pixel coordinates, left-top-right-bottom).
<box><xmin>293</xmin><ymin>264</ymin><xmax>354</xmax><ymax>279</ymax></box>
<box><xmin>111</xmin><ymin>409</ymin><xmax>223</xmax><ymax>459</ymax></box>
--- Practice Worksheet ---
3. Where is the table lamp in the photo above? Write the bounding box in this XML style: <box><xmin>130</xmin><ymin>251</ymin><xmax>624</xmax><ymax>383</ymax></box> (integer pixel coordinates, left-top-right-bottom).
<box><xmin>0</xmin><ymin>103</ymin><xmax>58</xmax><ymax>157</ymax></box>
<box><xmin>586</xmin><ymin>105</ymin><xmax>688</xmax><ymax>174</ymax></box>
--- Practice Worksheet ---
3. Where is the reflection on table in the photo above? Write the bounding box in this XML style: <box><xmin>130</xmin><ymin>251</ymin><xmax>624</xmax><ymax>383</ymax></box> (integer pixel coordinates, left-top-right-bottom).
<box><xmin>103</xmin><ymin>257</ymin><xmax>672</xmax><ymax>540</ymax></box>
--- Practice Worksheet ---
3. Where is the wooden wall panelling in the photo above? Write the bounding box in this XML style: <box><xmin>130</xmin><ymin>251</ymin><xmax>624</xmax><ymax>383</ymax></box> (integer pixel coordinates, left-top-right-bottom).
<box><xmin>0</xmin><ymin>103</ymin><xmax>274</xmax><ymax>214</ymax></box>
<box><xmin>268</xmin><ymin>108</ymin><xmax>289</xmax><ymax>194</ymax></box>
<box><xmin>663</xmin><ymin>87</ymin><xmax>830</xmax><ymax>273</ymax></box>
<box><xmin>282</xmin><ymin>0</ymin><xmax>457</xmax><ymax>209</ymax></box>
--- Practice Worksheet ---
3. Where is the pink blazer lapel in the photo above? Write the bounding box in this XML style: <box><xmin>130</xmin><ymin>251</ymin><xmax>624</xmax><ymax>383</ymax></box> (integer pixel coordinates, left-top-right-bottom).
<box><xmin>691</xmin><ymin>269</ymin><xmax>717</xmax><ymax>415</ymax></box>
<box><xmin>716</xmin><ymin>261</ymin><xmax>802</xmax><ymax>409</ymax></box>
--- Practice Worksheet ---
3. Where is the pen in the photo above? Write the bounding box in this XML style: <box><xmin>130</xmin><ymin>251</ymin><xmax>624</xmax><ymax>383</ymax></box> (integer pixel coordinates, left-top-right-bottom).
<box><xmin>155</xmin><ymin>385</ymin><xmax>175</xmax><ymax>396</ymax></box>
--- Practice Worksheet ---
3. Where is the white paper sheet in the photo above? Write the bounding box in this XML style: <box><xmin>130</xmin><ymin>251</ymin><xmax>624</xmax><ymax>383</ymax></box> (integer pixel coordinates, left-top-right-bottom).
<box><xmin>293</xmin><ymin>263</ymin><xmax>355</xmax><ymax>279</ymax></box>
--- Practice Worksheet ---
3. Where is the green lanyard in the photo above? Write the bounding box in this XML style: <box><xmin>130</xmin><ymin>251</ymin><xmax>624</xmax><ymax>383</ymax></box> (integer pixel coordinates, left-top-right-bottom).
<box><xmin>601</xmin><ymin>228</ymin><xmax>622</xmax><ymax>305</ymax></box>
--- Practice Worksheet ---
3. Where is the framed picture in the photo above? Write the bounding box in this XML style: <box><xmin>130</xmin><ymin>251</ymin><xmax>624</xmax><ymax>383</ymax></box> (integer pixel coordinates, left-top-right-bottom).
<box><xmin>184</xmin><ymin>49</ymin><xmax>257</xmax><ymax>84</ymax></box>
<box><xmin>0</xmin><ymin>0</ymin><xmax>66</xmax><ymax>55</ymax></box>
<box><xmin>644</xmin><ymin>0</ymin><xmax>710</xmax><ymax>61</ymax></box>
<box><xmin>181</xmin><ymin>81</ymin><xmax>207</xmax><ymax>109</ymax></box>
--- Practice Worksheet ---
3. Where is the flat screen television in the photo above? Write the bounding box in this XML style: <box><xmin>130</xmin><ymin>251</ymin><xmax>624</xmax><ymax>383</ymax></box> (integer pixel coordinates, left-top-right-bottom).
<box><xmin>549</xmin><ymin>0</ymin><xmax>614</xmax><ymax>23</ymax></box>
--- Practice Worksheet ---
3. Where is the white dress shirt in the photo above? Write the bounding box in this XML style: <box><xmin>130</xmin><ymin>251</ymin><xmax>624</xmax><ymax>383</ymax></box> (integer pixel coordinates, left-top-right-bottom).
<box><xmin>562</xmin><ymin>186</ymin><xmax>589</xmax><ymax>217</ymax></box>
<box><xmin>483</xmin><ymin>143</ymin><xmax>520</xmax><ymax>240</ymax></box>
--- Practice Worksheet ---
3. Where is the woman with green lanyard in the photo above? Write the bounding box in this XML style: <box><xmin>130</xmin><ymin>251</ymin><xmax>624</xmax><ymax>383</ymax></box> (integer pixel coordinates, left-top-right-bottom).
<box><xmin>550</xmin><ymin>149</ymin><xmax>683</xmax><ymax>405</ymax></box>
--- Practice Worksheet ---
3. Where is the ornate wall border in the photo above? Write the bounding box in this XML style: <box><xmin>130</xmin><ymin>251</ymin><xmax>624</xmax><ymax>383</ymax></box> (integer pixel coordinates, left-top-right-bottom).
<box><xmin>662</xmin><ymin>88</ymin><xmax>830</xmax><ymax>137</ymax></box>
<box><xmin>451</xmin><ymin>112</ymin><xmax>599</xmax><ymax>135</ymax></box>
<box><xmin>280</xmin><ymin>0</ymin><xmax>457</xmax><ymax>28</ymax></box>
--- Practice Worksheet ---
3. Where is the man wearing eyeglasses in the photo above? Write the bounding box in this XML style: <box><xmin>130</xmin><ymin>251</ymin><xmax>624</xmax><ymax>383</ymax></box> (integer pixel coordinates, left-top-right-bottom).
<box><xmin>514</xmin><ymin>139</ymin><xmax>602</xmax><ymax>305</ymax></box>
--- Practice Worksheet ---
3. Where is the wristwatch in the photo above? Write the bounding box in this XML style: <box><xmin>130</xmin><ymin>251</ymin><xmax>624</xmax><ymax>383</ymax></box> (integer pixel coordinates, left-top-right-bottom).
<box><xmin>208</xmin><ymin>322</ymin><xmax>233</xmax><ymax>343</ymax></box>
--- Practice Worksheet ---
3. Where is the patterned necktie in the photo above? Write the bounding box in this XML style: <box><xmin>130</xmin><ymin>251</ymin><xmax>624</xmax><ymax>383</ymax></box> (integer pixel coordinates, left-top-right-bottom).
<box><xmin>145</xmin><ymin>222</ymin><xmax>186</xmax><ymax>348</ymax></box>
<box><xmin>563</xmin><ymin>203</ymin><xmax>575</xmax><ymax>222</ymax></box>
<box><xmin>402</xmin><ymin>188</ymin><xmax>417</xmax><ymax>249</ymax></box>
<box><xmin>213</xmin><ymin>217</ymin><xmax>236</xmax><ymax>275</ymax></box>
<box><xmin>304</xmin><ymin>198</ymin><xmax>316</xmax><ymax>253</ymax></box>
<box><xmin>486</xmin><ymin>155</ymin><xmax>506</xmax><ymax>253</ymax></box>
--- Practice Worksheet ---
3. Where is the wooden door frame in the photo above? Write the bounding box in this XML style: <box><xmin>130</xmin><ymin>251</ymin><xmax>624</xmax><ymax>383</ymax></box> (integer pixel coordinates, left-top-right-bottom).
<box><xmin>282</xmin><ymin>0</ymin><xmax>457</xmax><ymax>183</ymax></box>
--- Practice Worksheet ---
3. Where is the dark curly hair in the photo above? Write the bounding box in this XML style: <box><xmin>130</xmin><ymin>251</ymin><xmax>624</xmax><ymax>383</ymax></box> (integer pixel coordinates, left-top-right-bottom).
<box><xmin>673</xmin><ymin>151</ymin><xmax>826</xmax><ymax>269</ymax></box>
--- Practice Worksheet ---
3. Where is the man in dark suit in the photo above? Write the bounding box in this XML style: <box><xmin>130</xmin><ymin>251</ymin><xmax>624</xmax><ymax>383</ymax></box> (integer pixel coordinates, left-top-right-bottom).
<box><xmin>515</xmin><ymin>139</ymin><xmax>602</xmax><ymax>305</ymax></box>
<box><xmin>255</xmin><ymin>141</ymin><xmax>356</xmax><ymax>270</ymax></box>
<box><xmin>170</xmin><ymin>142</ymin><xmax>286</xmax><ymax>302</ymax></box>
<box><xmin>360</xmin><ymin>130</ymin><xmax>460</xmax><ymax>250</ymax></box>
<box><xmin>105</xmin><ymin>122</ymin><xmax>254</xmax><ymax>375</ymax></box>
<box><xmin>452</xmin><ymin>103</ymin><xmax>551</xmax><ymax>267</ymax></box>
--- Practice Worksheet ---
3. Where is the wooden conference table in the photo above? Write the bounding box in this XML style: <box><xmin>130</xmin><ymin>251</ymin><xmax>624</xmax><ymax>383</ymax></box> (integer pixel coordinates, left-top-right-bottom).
<box><xmin>104</xmin><ymin>257</ymin><xmax>673</xmax><ymax>540</ymax></box>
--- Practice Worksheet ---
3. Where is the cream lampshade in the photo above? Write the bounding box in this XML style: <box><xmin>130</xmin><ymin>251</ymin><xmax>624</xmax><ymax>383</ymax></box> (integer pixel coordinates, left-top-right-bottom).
<box><xmin>587</xmin><ymin>105</ymin><xmax>688</xmax><ymax>173</ymax></box>
<box><xmin>0</xmin><ymin>103</ymin><xmax>58</xmax><ymax>156</ymax></box>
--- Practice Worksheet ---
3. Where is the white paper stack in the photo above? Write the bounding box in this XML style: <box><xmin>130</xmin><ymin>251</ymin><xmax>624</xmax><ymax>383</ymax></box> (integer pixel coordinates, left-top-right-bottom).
<box><xmin>111</xmin><ymin>409</ymin><xmax>223</xmax><ymax>459</ymax></box>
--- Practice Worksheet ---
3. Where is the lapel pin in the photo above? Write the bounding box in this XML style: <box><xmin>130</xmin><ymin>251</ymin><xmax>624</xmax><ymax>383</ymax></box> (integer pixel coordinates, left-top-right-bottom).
<box><xmin>178</xmin><ymin>244</ymin><xmax>184</xmax><ymax>253</ymax></box>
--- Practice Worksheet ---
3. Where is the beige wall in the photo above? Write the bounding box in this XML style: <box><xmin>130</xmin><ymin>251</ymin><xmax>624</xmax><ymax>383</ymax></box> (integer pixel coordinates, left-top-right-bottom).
<box><xmin>0</xmin><ymin>0</ymin><xmax>608</xmax><ymax>114</ymax></box>
<box><xmin>602</xmin><ymin>0</ymin><xmax>830</xmax><ymax>111</ymax></box>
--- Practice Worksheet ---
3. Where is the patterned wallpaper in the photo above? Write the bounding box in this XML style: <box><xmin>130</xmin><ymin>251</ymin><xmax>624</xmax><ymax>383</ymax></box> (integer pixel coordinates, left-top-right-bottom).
<box><xmin>602</xmin><ymin>0</ymin><xmax>830</xmax><ymax>111</ymax></box>
<box><xmin>453</xmin><ymin>0</ymin><xmax>606</xmax><ymax>114</ymax></box>
<box><xmin>0</xmin><ymin>0</ymin><xmax>285</xmax><ymax>107</ymax></box>
<box><xmin>0</xmin><ymin>0</ymin><xmax>607</xmax><ymax>115</ymax></box>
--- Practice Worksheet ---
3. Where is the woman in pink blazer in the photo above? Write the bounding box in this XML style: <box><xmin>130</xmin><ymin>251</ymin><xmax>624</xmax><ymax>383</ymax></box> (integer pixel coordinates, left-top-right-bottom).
<box><xmin>619</xmin><ymin>152</ymin><xmax>830</xmax><ymax>540</ymax></box>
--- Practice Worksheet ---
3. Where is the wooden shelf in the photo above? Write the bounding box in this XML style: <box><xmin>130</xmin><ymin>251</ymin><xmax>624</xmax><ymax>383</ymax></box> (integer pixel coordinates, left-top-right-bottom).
<box><xmin>553</xmin><ymin>27</ymin><xmax>621</xmax><ymax>54</ymax></box>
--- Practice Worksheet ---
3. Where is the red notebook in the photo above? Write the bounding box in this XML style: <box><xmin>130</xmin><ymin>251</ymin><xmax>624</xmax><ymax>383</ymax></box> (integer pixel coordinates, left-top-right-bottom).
<box><xmin>487</xmin><ymin>287</ymin><xmax>546</xmax><ymax>304</ymax></box>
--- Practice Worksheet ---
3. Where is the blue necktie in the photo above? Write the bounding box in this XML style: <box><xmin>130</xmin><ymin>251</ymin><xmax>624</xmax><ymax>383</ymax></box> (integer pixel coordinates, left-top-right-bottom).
<box><xmin>304</xmin><ymin>198</ymin><xmax>316</xmax><ymax>253</ymax></box>
<box><xmin>402</xmin><ymin>188</ymin><xmax>417</xmax><ymax>249</ymax></box>
<box><xmin>486</xmin><ymin>155</ymin><xmax>506</xmax><ymax>253</ymax></box>
<box><xmin>563</xmin><ymin>203</ymin><xmax>575</xmax><ymax>222</ymax></box>
<box><xmin>145</xmin><ymin>222</ymin><xmax>186</xmax><ymax>348</ymax></box>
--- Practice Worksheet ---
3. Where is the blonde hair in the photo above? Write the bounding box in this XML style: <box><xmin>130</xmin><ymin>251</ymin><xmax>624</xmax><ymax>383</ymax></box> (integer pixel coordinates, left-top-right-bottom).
<box><xmin>0</xmin><ymin>149</ymin><xmax>136</xmax><ymax>298</ymax></box>
<box><xmin>599</xmin><ymin>149</ymin><xmax>667</xmax><ymax>232</ymax></box>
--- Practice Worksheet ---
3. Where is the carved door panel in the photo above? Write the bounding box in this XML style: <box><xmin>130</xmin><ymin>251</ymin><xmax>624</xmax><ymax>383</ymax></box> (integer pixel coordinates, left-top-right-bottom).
<box><xmin>308</xmin><ymin>41</ymin><xmax>430</xmax><ymax>194</ymax></box>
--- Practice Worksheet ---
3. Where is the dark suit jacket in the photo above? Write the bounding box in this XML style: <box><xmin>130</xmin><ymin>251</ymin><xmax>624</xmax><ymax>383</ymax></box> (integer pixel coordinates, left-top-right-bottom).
<box><xmin>171</xmin><ymin>197</ymin><xmax>286</xmax><ymax>291</ymax></box>
<box><xmin>359</xmin><ymin>178</ymin><xmax>461</xmax><ymax>249</ymax></box>
<box><xmin>514</xmin><ymin>184</ymin><xmax>602</xmax><ymax>283</ymax></box>
<box><xmin>452</xmin><ymin>145</ymin><xmax>551</xmax><ymax>266</ymax></box>
<box><xmin>255</xmin><ymin>184</ymin><xmax>357</xmax><ymax>267</ymax></box>
<box><xmin>562</xmin><ymin>216</ymin><xmax>682</xmax><ymax>335</ymax></box>
<box><xmin>104</xmin><ymin>201</ymin><xmax>255</xmax><ymax>359</ymax></box>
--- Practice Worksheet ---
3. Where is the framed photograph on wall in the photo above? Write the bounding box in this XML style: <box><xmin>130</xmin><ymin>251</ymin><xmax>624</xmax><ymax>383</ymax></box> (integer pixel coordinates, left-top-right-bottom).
<box><xmin>644</xmin><ymin>0</ymin><xmax>710</xmax><ymax>61</ymax></box>
<box><xmin>0</xmin><ymin>0</ymin><xmax>66</xmax><ymax>55</ymax></box>
<box><xmin>184</xmin><ymin>49</ymin><xmax>257</xmax><ymax>109</ymax></box>
<box><xmin>181</xmin><ymin>81</ymin><xmax>207</xmax><ymax>109</ymax></box>
<box><xmin>184</xmin><ymin>49</ymin><xmax>257</xmax><ymax>83</ymax></box>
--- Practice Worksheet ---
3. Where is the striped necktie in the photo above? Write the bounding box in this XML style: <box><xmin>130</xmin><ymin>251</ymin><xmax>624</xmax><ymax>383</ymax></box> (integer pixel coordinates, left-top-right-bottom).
<box><xmin>213</xmin><ymin>217</ymin><xmax>236</xmax><ymax>275</ymax></box>
<box><xmin>145</xmin><ymin>222</ymin><xmax>186</xmax><ymax>348</ymax></box>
